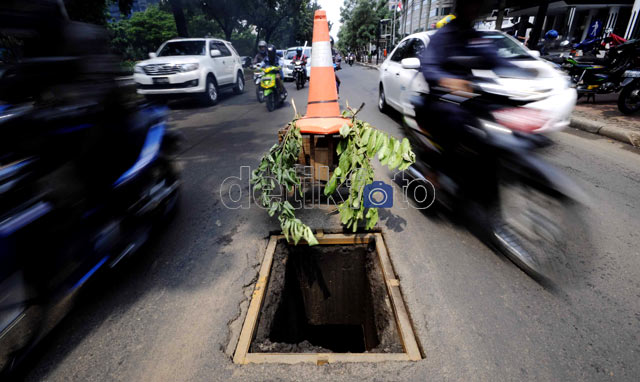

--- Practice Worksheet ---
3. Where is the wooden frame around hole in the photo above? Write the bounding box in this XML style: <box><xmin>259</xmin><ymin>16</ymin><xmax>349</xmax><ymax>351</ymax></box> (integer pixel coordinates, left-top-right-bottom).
<box><xmin>233</xmin><ymin>233</ymin><xmax>422</xmax><ymax>365</ymax></box>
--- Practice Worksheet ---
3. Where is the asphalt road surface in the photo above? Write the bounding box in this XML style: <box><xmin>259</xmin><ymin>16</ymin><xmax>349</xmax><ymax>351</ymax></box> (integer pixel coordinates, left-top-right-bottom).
<box><xmin>17</xmin><ymin>66</ymin><xmax>640</xmax><ymax>381</ymax></box>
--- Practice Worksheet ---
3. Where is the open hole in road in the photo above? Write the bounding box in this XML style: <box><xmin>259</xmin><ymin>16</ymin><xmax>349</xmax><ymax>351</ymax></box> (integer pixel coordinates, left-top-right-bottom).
<box><xmin>233</xmin><ymin>233</ymin><xmax>422</xmax><ymax>365</ymax></box>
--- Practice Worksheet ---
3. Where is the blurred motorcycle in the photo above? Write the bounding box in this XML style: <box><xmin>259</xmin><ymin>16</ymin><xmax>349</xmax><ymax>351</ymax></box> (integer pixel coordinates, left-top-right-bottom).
<box><xmin>403</xmin><ymin>57</ymin><xmax>589</xmax><ymax>281</ymax></box>
<box><xmin>0</xmin><ymin>0</ymin><xmax>181</xmax><ymax>374</ymax></box>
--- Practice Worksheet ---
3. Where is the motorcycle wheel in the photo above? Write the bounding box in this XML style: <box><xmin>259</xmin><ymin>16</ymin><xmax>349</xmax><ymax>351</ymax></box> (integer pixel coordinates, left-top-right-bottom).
<box><xmin>266</xmin><ymin>93</ymin><xmax>276</xmax><ymax>112</ymax></box>
<box><xmin>618</xmin><ymin>85</ymin><xmax>640</xmax><ymax>114</ymax></box>
<box><xmin>256</xmin><ymin>88</ymin><xmax>264</xmax><ymax>103</ymax></box>
<box><xmin>491</xmin><ymin>178</ymin><xmax>591</xmax><ymax>282</ymax></box>
<box><xmin>296</xmin><ymin>75</ymin><xmax>302</xmax><ymax>90</ymax></box>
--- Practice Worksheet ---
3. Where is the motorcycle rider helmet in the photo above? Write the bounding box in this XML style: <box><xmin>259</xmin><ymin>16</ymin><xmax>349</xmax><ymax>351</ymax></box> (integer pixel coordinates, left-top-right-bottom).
<box><xmin>436</xmin><ymin>14</ymin><xmax>456</xmax><ymax>28</ymax></box>
<box><xmin>544</xmin><ymin>29</ymin><xmax>559</xmax><ymax>41</ymax></box>
<box><xmin>258</xmin><ymin>40</ymin><xmax>267</xmax><ymax>53</ymax></box>
<box><xmin>296</xmin><ymin>47</ymin><xmax>302</xmax><ymax>57</ymax></box>
<box><xmin>266</xmin><ymin>44</ymin><xmax>277</xmax><ymax>65</ymax></box>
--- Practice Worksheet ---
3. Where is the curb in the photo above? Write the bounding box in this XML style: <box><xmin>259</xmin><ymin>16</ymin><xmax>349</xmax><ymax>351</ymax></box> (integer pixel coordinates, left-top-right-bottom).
<box><xmin>570</xmin><ymin>116</ymin><xmax>640</xmax><ymax>147</ymax></box>
<box><xmin>356</xmin><ymin>62</ymin><xmax>380</xmax><ymax>70</ymax></box>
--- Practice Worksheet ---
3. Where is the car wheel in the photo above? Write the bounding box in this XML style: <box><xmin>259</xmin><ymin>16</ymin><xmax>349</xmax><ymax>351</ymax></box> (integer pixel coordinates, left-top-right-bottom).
<box><xmin>233</xmin><ymin>71</ymin><xmax>244</xmax><ymax>94</ymax></box>
<box><xmin>378</xmin><ymin>84</ymin><xmax>388</xmax><ymax>113</ymax></box>
<box><xmin>201</xmin><ymin>76</ymin><xmax>218</xmax><ymax>105</ymax></box>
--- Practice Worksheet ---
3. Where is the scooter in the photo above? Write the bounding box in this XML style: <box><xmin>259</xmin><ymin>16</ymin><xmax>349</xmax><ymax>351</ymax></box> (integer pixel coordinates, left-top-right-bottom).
<box><xmin>0</xmin><ymin>102</ymin><xmax>181</xmax><ymax>374</ymax></box>
<box><xmin>253</xmin><ymin>64</ymin><xmax>264</xmax><ymax>103</ymax></box>
<box><xmin>261</xmin><ymin>66</ymin><xmax>286</xmax><ymax>112</ymax></box>
<box><xmin>348</xmin><ymin>55</ymin><xmax>355</xmax><ymax>66</ymax></box>
<box><xmin>403</xmin><ymin>57</ymin><xmax>589</xmax><ymax>281</ymax></box>
<box><xmin>293</xmin><ymin>60</ymin><xmax>307</xmax><ymax>90</ymax></box>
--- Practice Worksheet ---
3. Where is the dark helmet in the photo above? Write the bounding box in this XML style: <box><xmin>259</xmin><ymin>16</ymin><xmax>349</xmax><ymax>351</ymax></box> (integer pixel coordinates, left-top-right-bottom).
<box><xmin>296</xmin><ymin>47</ymin><xmax>302</xmax><ymax>56</ymax></box>
<box><xmin>258</xmin><ymin>40</ymin><xmax>267</xmax><ymax>52</ymax></box>
<box><xmin>266</xmin><ymin>44</ymin><xmax>276</xmax><ymax>64</ymax></box>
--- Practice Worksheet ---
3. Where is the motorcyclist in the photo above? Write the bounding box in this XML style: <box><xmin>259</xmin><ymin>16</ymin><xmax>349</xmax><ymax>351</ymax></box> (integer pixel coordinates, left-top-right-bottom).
<box><xmin>330</xmin><ymin>36</ymin><xmax>341</xmax><ymax>93</ymax></box>
<box><xmin>541</xmin><ymin>29</ymin><xmax>559</xmax><ymax>55</ymax></box>
<box><xmin>292</xmin><ymin>47</ymin><xmax>308</xmax><ymax>81</ymax></box>
<box><xmin>418</xmin><ymin>0</ymin><xmax>515</xmax><ymax>205</ymax></box>
<box><xmin>261</xmin><ymin>44</ymin><xmax>287</xmax><ymax>99</ymax></box>
<box><xmin>253</xmin><ymin>40</ymin><xmax>268</xmax><ymax>64</ymax></box>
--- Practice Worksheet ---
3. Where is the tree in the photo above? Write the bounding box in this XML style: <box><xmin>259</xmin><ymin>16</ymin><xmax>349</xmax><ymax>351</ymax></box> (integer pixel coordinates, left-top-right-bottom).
<box><xmin>108</xmin><ymin>5</ymin><xmax>177</xmax><ymax>60</ymax></box>
<box><xmin>199</xmin><ymin>0</ymin><xmax>245</xmax><ymax>41</ymax></box>
<box><xmin>168</xmin><ymin>0</ymin><xmax>189</xmax><ymax>37</ymax></box>
<box><xmin>64</xmin><ymin>0</ymin><xmax>133</xmax><ymax>24</ymax></box>
<box><xmin>244</xmin><ymin>0</ymin><xmax>304</xmax><ymax>44</ymax></box>
<box><xmin>337</xmin><ymin>0</ymin><xmax>390</xmax><ymax>54</ymax></box>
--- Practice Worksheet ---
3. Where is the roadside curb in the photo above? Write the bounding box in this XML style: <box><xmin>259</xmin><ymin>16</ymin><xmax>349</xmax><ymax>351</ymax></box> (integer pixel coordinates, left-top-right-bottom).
<box><xmin>356</xmin><ymin>62</ymin><xmax>380</xmax><ymax>70</ymax></box>
<box><xmin>570</xmin><ymin>116</ymin><xmax>640</xmax><ymax>147</ymax></box>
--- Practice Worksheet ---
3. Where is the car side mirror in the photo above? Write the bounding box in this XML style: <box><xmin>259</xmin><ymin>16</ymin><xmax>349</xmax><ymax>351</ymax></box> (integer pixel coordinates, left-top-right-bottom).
<box><xmin>210</xmin><ymin>49</ymin><xmax>221</xmax><ymax>57</ymax></box>
<box><xmin>148</xmin><ymin>52</ymin><xmax>157</xmax><ymax>59</ymax></box>
<box><xmin>529</xmin><ymin>50</ymin><xmax>541</xmax><ymax>58</ymax></box>
<box><xmin>401</xmin><ymin>57</ymin><xmax>420</xmax><ymax>70</ymax></box>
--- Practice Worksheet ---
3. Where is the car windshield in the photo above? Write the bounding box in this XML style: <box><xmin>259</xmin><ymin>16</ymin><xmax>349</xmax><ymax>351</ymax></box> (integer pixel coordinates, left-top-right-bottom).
<box><xmin>157</xmin><ymin>41</ymin><xmax>206</xmax><ymax>57</ymax></box>
<box><xmin>481</xmin><ymin>33</ymin><xmax>532</xmax><ymax>59</ymax></box>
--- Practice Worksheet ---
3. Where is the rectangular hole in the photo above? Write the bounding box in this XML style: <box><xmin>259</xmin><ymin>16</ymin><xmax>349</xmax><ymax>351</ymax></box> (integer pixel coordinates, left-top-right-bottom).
<box><xmin>234</xmin><ymin>234</ymin><xmax>422</xmax><ymax>364</ymax></box>
<box><xmin>251</xmin><ymin>240</ymin><xmax>402</xmax><ymax>354</ymax></box>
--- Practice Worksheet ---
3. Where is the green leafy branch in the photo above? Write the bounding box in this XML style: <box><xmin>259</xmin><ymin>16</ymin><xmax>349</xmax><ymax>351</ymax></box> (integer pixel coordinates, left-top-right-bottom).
<box><xmin>250</xmin><ymin>121</ymin><xmax>319</xmax><ymax>246</ymax></box>
<box><xmin>323</xmin><ymin>106</ymin><xmax>416</xmax><ymax>232</ymax></box>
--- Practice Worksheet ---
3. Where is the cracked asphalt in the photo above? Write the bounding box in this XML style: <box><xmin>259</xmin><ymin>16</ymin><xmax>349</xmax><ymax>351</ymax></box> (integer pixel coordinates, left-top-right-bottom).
<box><xmin>15</xmin><ymin>66</ymin><xmax>640</xmax><ymax>381</ymax></box>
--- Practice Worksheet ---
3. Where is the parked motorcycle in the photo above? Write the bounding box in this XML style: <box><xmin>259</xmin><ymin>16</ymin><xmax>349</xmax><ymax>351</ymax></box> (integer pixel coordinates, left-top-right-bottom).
<box><xmin>565</xmin><ymin>39</ymin><xmax>640</xmax><ymax>101</ymax></box>
<box><xmin>403</xmin><ymin>57</ymin><xmax>589</xmax><ymax>281</ymax></box>
<box><xmin>253</xmin><ymin>64</ymin><xmax>264</xmax><ymax>103</ymax></box>
<box><xmin>260</xmin><ymin>66</ymin><xmax>286</xmax><ymax>112</ymax></box>
<box><xmin>618</xmin><ymin>69</ymin><xmax>640</xmax><ymax>114</ymax></box>
<box><xmin>293</xmin><ymin>59</ymin><xmax>306</xmax><ymax>90</ymax></box>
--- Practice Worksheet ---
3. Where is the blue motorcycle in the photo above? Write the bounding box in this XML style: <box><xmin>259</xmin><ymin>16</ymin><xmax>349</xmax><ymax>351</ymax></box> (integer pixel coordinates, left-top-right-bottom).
<box><xmin>0</xmin><ymin>102</ymin><xmax>181</xmax><ymax>374</ymax></box>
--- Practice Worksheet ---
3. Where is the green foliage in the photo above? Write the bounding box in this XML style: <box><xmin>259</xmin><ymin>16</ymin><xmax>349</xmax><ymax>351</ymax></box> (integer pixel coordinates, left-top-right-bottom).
<box><xmin>251</xmin><ymin>122</ymin><xmax>319</xmax><ymax>246</ymax></box>
<box><xmin>323</xmin><ymin>109</ymin><xmax>415</xmax><ymax>232</ymax></box>
<box><xmin>108</xmin><ymin>5</ymin><xmax>177</xmax><ymax>61</ymax></box>
<box><xmin>337</xmin><ymin>0</ymin><xmax>391</xmax><ymax>53</ymax></box>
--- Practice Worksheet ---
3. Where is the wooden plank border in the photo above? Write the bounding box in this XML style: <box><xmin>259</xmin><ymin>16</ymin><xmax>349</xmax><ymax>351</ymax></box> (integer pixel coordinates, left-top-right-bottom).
<box><xmin>232</xmin><ymin>233</ymin><xmax>423</xmax><ymax>364</ymax></box>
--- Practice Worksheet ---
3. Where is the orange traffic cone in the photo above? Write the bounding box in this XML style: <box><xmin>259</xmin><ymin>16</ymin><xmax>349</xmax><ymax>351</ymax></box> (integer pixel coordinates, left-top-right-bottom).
<box><xmin>296</xmin><ymin>10</ymin><xmax>351</xmax><ymax>134</ymax></box>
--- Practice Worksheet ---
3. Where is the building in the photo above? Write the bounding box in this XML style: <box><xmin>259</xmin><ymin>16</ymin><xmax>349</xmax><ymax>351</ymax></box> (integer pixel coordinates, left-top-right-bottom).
<box><xmin>396</xmin><ymin>0</ymin><xmax>455</xmax><ymax>37</ymax></box>
<box><xmin>503</xmin><ymin>1</ymin><xmax>636</xmax><ymax>44</ymax></box>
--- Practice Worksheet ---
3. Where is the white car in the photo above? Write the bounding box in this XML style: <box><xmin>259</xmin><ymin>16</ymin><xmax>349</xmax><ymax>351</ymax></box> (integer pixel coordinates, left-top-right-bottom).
<box><xmin>283</xmin><ymin>46</ymin><xmax>311</xmax><ymax>80</ymax></box>
<box><xmin>378</xmin><ymin>31</ymin><xmax>576</xmax><ymax>132</ymax></box>
<box><xmin>134</xmin><ymin>38</ymin><xmax>244</xmax><ymax>105</ymax></box>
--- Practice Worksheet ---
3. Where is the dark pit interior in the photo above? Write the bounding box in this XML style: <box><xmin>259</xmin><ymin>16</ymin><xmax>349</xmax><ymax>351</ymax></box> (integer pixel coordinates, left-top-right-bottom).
<box><xmin>250</xmin><ymin>240</ymin><xmax>403</xmax><ymax>354</ymax></box>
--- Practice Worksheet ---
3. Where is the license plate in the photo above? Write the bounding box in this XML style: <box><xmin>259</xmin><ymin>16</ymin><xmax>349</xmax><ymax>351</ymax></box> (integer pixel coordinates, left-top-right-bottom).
<box><xmin>623</xmin><ymin>70</ymin><xmax>640</xmax><ymax>78</ymax></box>
<box><xmin>153</xmin><ymin>77</ymin><xmax>169</xmax><ymax>84</ymax></box>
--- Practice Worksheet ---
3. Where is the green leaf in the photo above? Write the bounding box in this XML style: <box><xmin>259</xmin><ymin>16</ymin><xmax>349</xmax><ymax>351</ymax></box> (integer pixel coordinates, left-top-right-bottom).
<box><xmin>339</xmin><ymin>123</ymin><xmax>351</xmax><ymax>137</ymax></box>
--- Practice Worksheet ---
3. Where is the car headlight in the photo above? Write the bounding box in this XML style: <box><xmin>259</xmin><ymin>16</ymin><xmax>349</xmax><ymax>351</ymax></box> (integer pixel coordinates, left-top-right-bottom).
<box><xmin>134</xmin><ymin>65</ymin><xmax>144</xmax><ymax>74</ymax></box>
<box><xmin>287</xmin><ymin>64</ymin><xmax>294</xmax><ymax>70</ymax></box>
<box><xmin>178</xmin><ymin>63</ymin><xmax>199</xmax><ymax>72</ymax></box>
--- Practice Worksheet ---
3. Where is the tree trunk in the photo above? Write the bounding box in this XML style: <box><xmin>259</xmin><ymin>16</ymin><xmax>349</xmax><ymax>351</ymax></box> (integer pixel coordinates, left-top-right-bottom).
<box><xmin>169</xmin><ymin>0</ymin><xmax>189</xmax><ymax>37</ymax></box>
<box><xmin>225</xmin><ymin>27</ymin><xmax>233</xmax><ymax>41</ymax></box>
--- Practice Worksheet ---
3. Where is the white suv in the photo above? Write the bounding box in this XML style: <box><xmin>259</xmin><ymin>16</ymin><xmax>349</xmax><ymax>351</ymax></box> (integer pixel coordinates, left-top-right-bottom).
<box><xmin>134</xmin><ymin>38</ymin><xmax>244</xmax><ymax>105</ymax></box>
